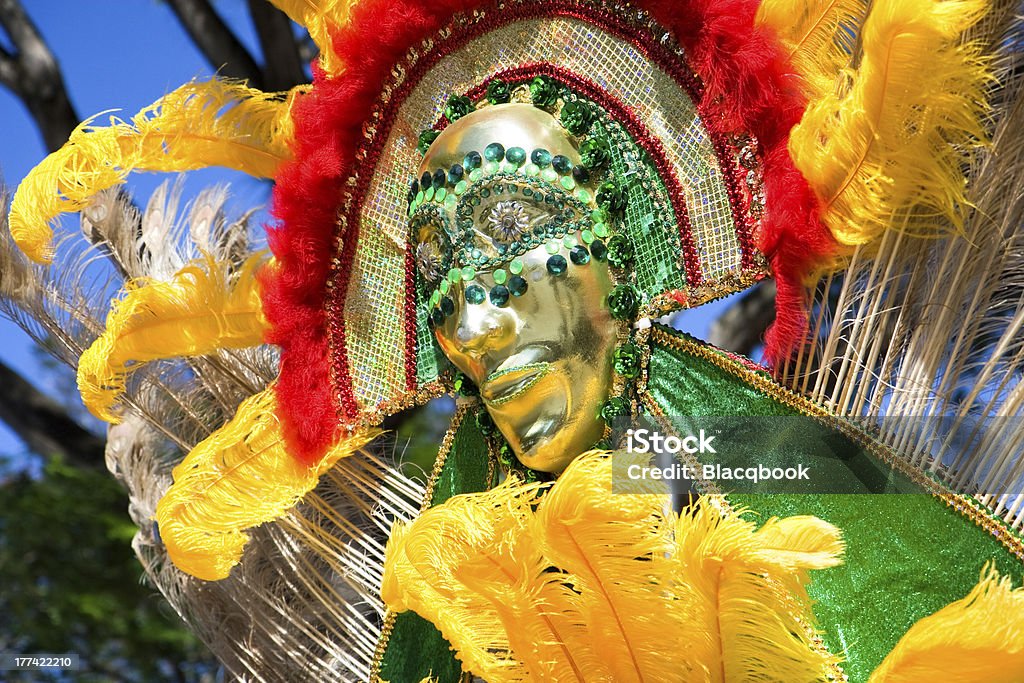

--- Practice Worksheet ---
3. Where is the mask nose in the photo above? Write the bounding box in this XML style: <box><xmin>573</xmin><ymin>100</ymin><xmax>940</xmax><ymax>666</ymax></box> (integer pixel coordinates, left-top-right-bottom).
<box><xmin>436</xmin><ymin>293</ymin><xmax>517</xmax><ymax>379</ymax></box>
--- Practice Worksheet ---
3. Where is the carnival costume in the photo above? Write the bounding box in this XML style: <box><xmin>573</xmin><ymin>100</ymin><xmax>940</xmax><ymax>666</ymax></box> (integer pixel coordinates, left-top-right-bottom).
<box><xmin>4</xmin><ymin>0</ymin><xmax>1024</xmax><ymax>681</ymax></box>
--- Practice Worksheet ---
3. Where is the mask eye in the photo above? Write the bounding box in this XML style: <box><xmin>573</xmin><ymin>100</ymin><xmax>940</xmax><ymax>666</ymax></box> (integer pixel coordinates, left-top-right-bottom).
<box><xmin>457</xmin><ymin>177</ymin><xmax>586</xmax><ymax>266</ymax></box>
<box><xmin>485</xmin><ymin>200</ymin><xmax>530</xmax><ymax>242</ymax></box>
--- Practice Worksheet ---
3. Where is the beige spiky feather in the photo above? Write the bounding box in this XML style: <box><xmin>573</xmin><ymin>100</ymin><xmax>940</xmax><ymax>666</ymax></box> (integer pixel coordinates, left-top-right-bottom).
<box><xmin>778</xmin><ymin>0</ymin><xmax>1024</xmax><ymax>534</ymax></box>
<box><xmin>9</xmin><ymin>80</ymin><xmax>302</xmax><ymax>263</ymax></box>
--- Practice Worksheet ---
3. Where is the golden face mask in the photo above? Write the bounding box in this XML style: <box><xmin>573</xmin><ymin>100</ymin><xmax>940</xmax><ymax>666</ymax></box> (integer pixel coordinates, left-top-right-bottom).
<box><xmin>416</xmin><ymin>104</ymin><xmax>620</xmax><ymax>472</ymax></box>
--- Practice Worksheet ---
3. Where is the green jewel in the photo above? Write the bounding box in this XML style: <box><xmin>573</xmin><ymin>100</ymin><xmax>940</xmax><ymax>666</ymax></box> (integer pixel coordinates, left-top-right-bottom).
<box><xmin>463</xmin><ymin>151</ymin><xmax>482</xmax><ymax>169</ymax></box>
<box><xmin>541</xmin><ymin>168</ymin><xmax>559</xmax><ymax>183</ymax></box>
<box><xmin>591</xmin><ymin>239</ymin><xmax>608</xmax><ymax>261</ymax></box>
<box><xmin>493</xmin><ymin>269</ymin><xmax>507</xmax><ymax>284</ymax></box>
<box><xmin>506</xmin><ymin>147</ymin><xmax>527</xmax><ymax>166</ymax></box>
<box><xmin>465</xmin><ymin>284</ymin><xmax>486</xmax><ymax>304</ymax></box>
<box><xmin>430</xmin><ymin>290</ymin><xmax>441</xmax><ymax>307</ymax></box>
<box><xmin>454</xmin><ymin>372</ymin><xmax>479</xmax><ymax>396</ymax></box>
<box><xmin>445</xmin><ymin>94</ymin><xmax>474</xmax><ymax>122</ymax></box>
<box><xmin>449</xmin><ymin>267</ymin><xmax>462</xmax><ymax>282</ymax></box>
<box><xmin>570</xmin><ymin>245</ymin><xmax>590</xmax><ymax>265</ymax></box>
<box><xmin>486</xmin><ymin>79</ymin><xmax>512</xmax><ymax>104</ymax></box>
<box><xmin>552</xmin><ymin>155</ymin><xmax>573</xmax><ymax>174</ymax></box>
<box><xmin>529</xmin><ymin>75</ymin><xmax>559</xmax><ymax>108</ymax></box>
<box><xmin>445</xmin><ymin>194</ymin><xmax>457</xmax><ymax>210</ymax></box>
<box><xmin>591</xmin><ymin>207</ymin><xmax>609</xmax><ymax>223</ymax></box>
<box><xmin>562</xmin><ymin>235</ymin><xmax>577</xmax><ymax>249</ymax></box>
<box><xmin>508</xmin><ymin>274</ymin><xmax>528</xmax><ymax>296</ymax></box>
<box><xmin>469</xmin><ymin>168</ymin><xmax>484</xmax><ymax>182</ymax></box>
<box><xmin>461</xmin><ymin>266</ymin><xmax>476</xmax><ymax>280</ymax></box>
<box><xmin>575</xmin><ymin>188</ymin><xmax>592</xmax><ymax>203</ymax></box>
<box><xmin>501</xmin><ymin>161</ymin><xmax>518</xmax><ymax>174</ymax></box>
<box><xmin>424</xmin><ymin>186</ymin><xmax>435</xmax><ymax>202</ymax></box>
<box><xmin>546</xmin><ymin>254</ymin><xmax>568</xmax><ymax>275</ymax></box>
<box><xmin>417</xmin><ymin>129</ymin><xmax>441</xmax><ymax>155</ymax></box>
<box><xmin>607</xmin><ymin>234</ymin><xmax>635</xmax><ymax>268</ymax></box>
<box><xmin>509</xmin><ymin>258</ymin><xmax>524</xmax><ymax>275</ymax></box>
<box><xmin>440</xmin><ymin>295</ymin><xmax>455</xmax><ymax>316</ymax></box>
<box><xmin>581</xmin><ymin>229</ymin><xmax>595</xmax><ymax>244</ymax></box>
<box><xmin>498</xmin><ymin>442</ymin><xmax>514</xmax><ymax>468</ymax></box>
<box><xmin>525</xmin><ymin>163</ymin><xmax>541</xmax><ymax>177</ymax></box>
<box><xmin>560</xmin><ymin>100</ymin><xmax>595</xmax><ymax>136</ymax></box>
<box><xmin>439</xmin><ymin>279</ymin><xmax>450</xmax><ymax>295</ymax></box>
<box><xmin>415</xmin><ymin>190</ymin><xmax>424</xmax><ymax>205</ymax></box>
<box><xmin>430</xmin><ymin>307</ymin><xmax>445</xmax><ymax>327</ymax></box>
<box><xmin>484</xmin><ymin>161</ymin><xmax>500</xmax><ymax>175</ymax></box>
<box><xmin>597</xmin><ymin>180</ymin><xmax>628</xmax><ymax>215</ymax></box>
<box><xmin>484</xmin><ymin>142</ymin><xmax>505</xmax><ymax>162</ymax></box>
<box><xmin>600</xmin><ymin>396</ymin><xmax>630</xmax><ymax>422</ymax></box>
<box><xmin>613</xmin><ymin>342</ymin><xmax>641</xmax><ymax>379</ymax></box>
<box><xmin>560</xmin><ymin>176</ymin><xmax>576</xmax><ymax>191</ymax></box>
<box><xmin>436</xmin><ymin>187</ymin><xmax>447</xmax><ymax>202</ymax></box>
<box><xmin>531</xmin><ymin>148</ymin><xmax>552</xmax><ymax>167</ymax></box>
<box><xmin>579</xmin><ymin>137</ymin><xmax>611</xmax><ymax>170</ymax></box>
<box><xmin>607</xmin><ymin>284</ymin><xmax>640</xmax><ymax>320</ymax></box>
<box><xmin>545</xmin><ymin>241</ymin><xmax>560</xmax><ymax>255</ymax></box>
<box><xmin>593</xmin><ymin>222</ymin><xmax>610</xmax><ymax>238</ymax></box>
<box><xmin>490</xmin><ymin>284</ymin><xmax>510</xmax><ymax>307</ymax></box>
<box><xmin>476</xmin><ymin>410</ymin><xmax>496</xmax><ymax>436</ymax></box>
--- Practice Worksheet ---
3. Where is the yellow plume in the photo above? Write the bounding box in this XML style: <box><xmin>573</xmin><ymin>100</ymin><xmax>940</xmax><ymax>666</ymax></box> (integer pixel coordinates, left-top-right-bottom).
<box><xmin>869</xmin><ymin>564</ymin><xmax>1024</xmax><ymax>682</ymax></box>
<box><xmin>78</xmin><ymin>253</ymin><xmax>269</xmax><ymax>423</ymax></box>
<box><xmin>756</xmin><ymin>0</ymin><xmax>868</xmax><ymax>99</ymax></box>
<box><xmin>383</xmin><ymin>451</ymin><xmax>843</xmax><ymax>682</ymax></box>
<box><xmin>381</xmin><ymin>479</ymin><xmax>543</xmax><ymax>680</ymax></box>
<box><xmin>156</xmin><ymin>388</ymin><xmax>380</xmax><ymax>581</ymax></box>
<box><xmin>266</xmin><ymin>1</ymin><xmax>356</xmax><ymax>75</ymax></box>
<box><xmin>9</xmin><ymin>80</ymin><xmax>301</xmax><ymax>263</ymax></box>
<box><xmin>789</xmin><ymin>0</ymin><xmax>991</xmax><ymax>250</ymax></box>
<box><xmin>674</xmin><ymin>503</ymin><xmax>844</xmax><ymax>682</ymax></box>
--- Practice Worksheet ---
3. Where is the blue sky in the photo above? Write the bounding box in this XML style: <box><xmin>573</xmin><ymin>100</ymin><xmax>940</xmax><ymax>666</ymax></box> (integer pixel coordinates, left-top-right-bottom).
<box><xmin>0</xmin><ymin>0</ymin><xmax>736</xmax><ymax>459</ymax></box>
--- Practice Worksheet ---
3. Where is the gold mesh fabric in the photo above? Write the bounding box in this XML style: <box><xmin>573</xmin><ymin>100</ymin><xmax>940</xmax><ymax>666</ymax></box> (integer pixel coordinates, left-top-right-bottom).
<box><xmin>346</xmin><ymin>12</ymin><xmax>745</xmax><ymax>414</ymax></box>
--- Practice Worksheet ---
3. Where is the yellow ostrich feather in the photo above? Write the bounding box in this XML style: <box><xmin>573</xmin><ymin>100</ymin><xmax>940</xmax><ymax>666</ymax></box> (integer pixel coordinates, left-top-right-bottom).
<box><xmin>266</xmin><ymin>0</ymin><xmax>357</xmax><ymax>75</ymax></box>
<box><xmin>383</xmin><ymin>451</ymin><xmax>843</xmax><ymax>682</ymax></box>
<box><xmin>9</xmin><ymin>80</ymin><xmax>302</xmax><ymax>263</ymax></box>
<box><xmin>381</xmin><ymin>479</ymin><xmax>544</xmax><ymax>681</ymax></box>
<box><xmin>77</xmin><ymin>253</ymin><xmax>269</xmax><ymax>424</ymax></box>
<box><xmin>869</xmin><ymin>564</ymin><xmax>1024</xmax><ymax>682</ymax></box>
<box><xmin>156</xmin><ymin>388</ymin><xmax>380</xmax><ymax>581</ymax></box>
<box><xmin>673</xmin><ymin>503</ymin><xmax>844</xmax><ymax>682</ymax></box>
<box><xmin>789</xmin><ymin>0</ymin><xmax>991</xmax><ymax>250</ymax></box>
<box><xmin>756</xmin><ymin>0</ymin><xmax>869</xmax><ymax>99</ymax></box>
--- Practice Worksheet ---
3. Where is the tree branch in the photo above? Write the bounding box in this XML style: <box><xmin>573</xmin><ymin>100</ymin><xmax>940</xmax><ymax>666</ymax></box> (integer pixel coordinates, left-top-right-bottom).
<box><xmin>0</xmin><ymin>0</ymin><xmax>80</xmax><ymax>152</ymax></box>
<box><xmin>0</xmin><ymin>361</ymin><xmax>104</xmax><ymax>468</ymax></box>
<box><xmin>165</xmin><ymin>0</ymin><xmax>263</xmax><ymax>87</ymax></box>
<box><xmin>247</xmin><ymin>0</ymin><xmax>308</xmax><ymax>91</ymax></box>
<box><xmin>707</xmin><ymin>281</ymin><xmax>777</xmax><ymax>356</ymax></box>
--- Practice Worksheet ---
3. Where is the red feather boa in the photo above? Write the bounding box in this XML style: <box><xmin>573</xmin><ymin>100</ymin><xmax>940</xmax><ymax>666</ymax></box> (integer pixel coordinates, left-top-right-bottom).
<box><xmin>261</xmin><ymin>0</ymin><xmax>835</xmax><ymax>464</ymax></box>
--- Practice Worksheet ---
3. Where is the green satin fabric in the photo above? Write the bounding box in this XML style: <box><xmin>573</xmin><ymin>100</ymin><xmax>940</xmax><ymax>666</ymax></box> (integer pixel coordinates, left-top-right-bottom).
<box><xmin>649</xmin><ymin>324</ymin><xmax>1022</xmax><ymax>682</ymax></box>
<box><xmin>377</xmin><ymin>408</ymin><xmax>492</xmax><ymax>683</ymax></box>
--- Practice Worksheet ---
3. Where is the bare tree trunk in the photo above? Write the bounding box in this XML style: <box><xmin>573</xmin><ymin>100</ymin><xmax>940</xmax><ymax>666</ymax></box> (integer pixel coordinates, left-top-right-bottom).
<box><xmin>707</xmin><ymin>281</ymin><xmax>777</xmax><ymax>356</ymax></box>
<box><xmin>248</xmin><ymin>0</ymin><xmax>308</xmax><ymax>91</ymax></box>
<box><xmin>0</xmin><ymin>0</ymin><xmax>80</xmax><ymax>152</ymax></box>
<box><xmin>0</xmin><ymin>360</ymin><xmax>104</xmax><ymax>467</ymax></box>
<box><xmin>165</xmin><ymin>0</ymin><xmax>264</xmax><ymax>87</ymax></box>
